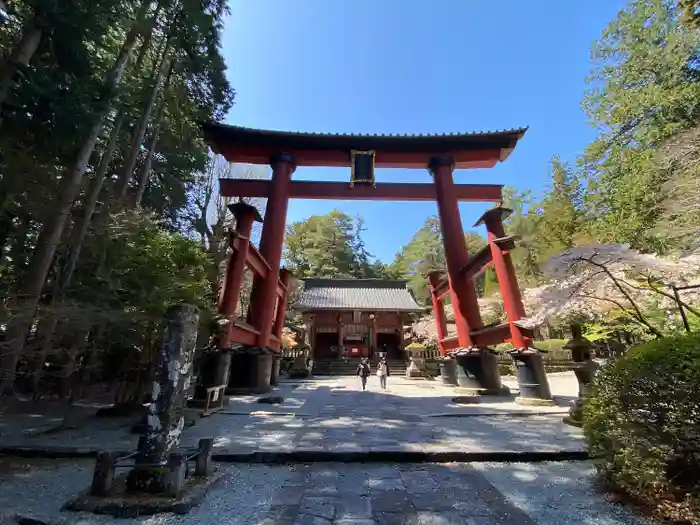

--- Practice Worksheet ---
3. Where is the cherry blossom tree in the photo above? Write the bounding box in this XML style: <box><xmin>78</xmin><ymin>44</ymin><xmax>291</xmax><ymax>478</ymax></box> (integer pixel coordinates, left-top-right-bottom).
<box><xmin>523</xmin><ymin>244</ymin><xmax>700</xmax><ymax>337</ymax></box>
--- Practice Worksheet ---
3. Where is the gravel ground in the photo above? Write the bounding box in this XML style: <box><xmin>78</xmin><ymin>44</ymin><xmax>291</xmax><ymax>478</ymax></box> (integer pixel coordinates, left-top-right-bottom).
<box><xmin>0</xmin><ymin>458</ymin><xmax>657</xmax><ymax>525</ymax></box>
<box><xmin>473</xmin><ymin>461</ymin><xmax>658</xmax><ymax>525</ymax></box>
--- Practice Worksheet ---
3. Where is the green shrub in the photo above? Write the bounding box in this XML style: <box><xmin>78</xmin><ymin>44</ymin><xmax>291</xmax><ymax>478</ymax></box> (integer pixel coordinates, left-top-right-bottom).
<box><xmin>498</xmin><ymin>363</ymin><xmax>516</xmax><ymax>376</ymax></box>
<box><xmin>495</xmin><ymin>339</ymin><xmax>570</xmax><ymax>360</ymax></box>
<box><xmin>535</xmin><ymin>339</ymin><xmax>569</xmax><ymax>359</ymax></box>
<box><xmin>583</xmin><ymin>333</ymin><xmax>700</xmax><ymax>522</ymax></box>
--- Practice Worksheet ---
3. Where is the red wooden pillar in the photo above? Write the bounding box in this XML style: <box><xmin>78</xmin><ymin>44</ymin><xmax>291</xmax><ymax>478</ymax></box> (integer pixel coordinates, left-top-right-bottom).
<box><xmin>427</xmin><ymin>271</ymin><xmax>448</xmax><ymax>355</ymax></box>
<box><xmin>272</xmin><ymin>268</ymin><xmax>291</xmax><ymax>342</ymax></box>
<box><xmin>249</xmin><ymin>153</ymin><xmax>296</xmax><ymax>347</ymax></box>
<box><xmin>219</xmin><ymin>201</ymin><xmax>261</xmax><ymax>347</ymax></box>
<box><xmin>370</xmin><ymin>314</ymin><xmax>378</xmax><ymax>352</ymax></box>
<box><xmin>477</xmin><ymin>207</ymin><xmax>529</xmax><ymax>348</ymax></box>
<box><xmin>308</xmin><ymin>314</ymin><xmax>316</xmax><ymax>357</ymax></box>
<box><xmin>430</xmin><ymin>156</ymin><xmax>483</xmax><ymax>348</ymax></box>
<box><xmin>337</xmin><ymin>314</ymin><xmax>344</xmax><ymax>349</ymax></box>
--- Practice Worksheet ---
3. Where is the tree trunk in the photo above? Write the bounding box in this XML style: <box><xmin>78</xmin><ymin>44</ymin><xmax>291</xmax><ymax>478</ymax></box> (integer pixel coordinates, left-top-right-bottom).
<box><xmin>114</xmin><ymin>37</ymin><xmax>173</xmax><ymax>202</ymax></box>
<box><xmin>62</xmin><ymin>110</ymin><xmax>125</xmax><ymax>288</ymax></box>
<box><xmin>0</xmin><ymin>1</ymin><xmax>150</xmax><ymax>394</ymax></box>
<box><xmin>5</xmin><ymin>210</ymin><xmax>31</xmax><ymax>285</ymax></box>
<box><xmin>133</xmin><ymin>124</ymin><xmax>160</xmax><ymax>208</ymax></box>
<box><xmin>0</xmin><ymin>23</ymin><xmax>43</xmax><ymax>109</ymax></box>
<box><xmin>27</xmin><ymin>111</ymin><xmax>126</xmax><ymax>391</ymax></box>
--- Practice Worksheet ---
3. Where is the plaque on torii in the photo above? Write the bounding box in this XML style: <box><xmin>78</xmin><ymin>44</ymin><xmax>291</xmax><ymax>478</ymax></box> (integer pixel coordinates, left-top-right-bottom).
<box><xmin>349</xmin><ymin>149</ymin><xmax>376</xmax><ymax>188</ymax></box>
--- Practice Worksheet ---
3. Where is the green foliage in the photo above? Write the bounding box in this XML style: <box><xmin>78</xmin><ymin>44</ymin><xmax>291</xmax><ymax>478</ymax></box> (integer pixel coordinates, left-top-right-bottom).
<box><xmin>501</xmin><ymin>187</ymin><xmax>542</xmax><ymax>285</ymax></box>
<box><xmin>389</xmin><ymin>216</ymin><xmax>442</xmax><ymax>304</ymax></box>
<box><xmin>0</xmin><ymin>0</ymin><xmax>233</xmax><ymax>391</ymax></box>
<box><xmin>536</xmin><ymin>156</ymin><xmax>588</xmax><ymax>257</ymax></box>
<box><xmin>388</xmin><ymin>217</ymin><xmax>492</xmax><ymax>304</ymax></box>
<box><xmin>283</xmin><ymin>210</ymin><xmax>392</xmax><ymax>280</ymax></box>
<box><xmin>583</xmin><ymin>322</ymin><xmax>619</xmax><ymax>343</ymax></box>
<box><xmin>77</xmin><ymin>210</ymin><xmax>213</xmax><ymax>315</ymax></box>
<box><xmin>583</xmin><ymin>333</ymin><xmax>700</xmax><ymax>521</ymax></box>
<box><xmin>581</xmin><ymin>0</ymin><xmax>700</xmax><ymax>252</ymax></box>
<box><xmin>482</xmin><ymin>267</ymin><xmax>500</xmax><ymax>297</ymax></box>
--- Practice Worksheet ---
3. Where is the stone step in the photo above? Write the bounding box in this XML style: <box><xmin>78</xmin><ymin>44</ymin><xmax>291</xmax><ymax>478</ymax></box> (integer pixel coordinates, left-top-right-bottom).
<box><xmin>312</xmin><ymin>359</ymin><xmax>408</xmax><ymax>376</ymax></box>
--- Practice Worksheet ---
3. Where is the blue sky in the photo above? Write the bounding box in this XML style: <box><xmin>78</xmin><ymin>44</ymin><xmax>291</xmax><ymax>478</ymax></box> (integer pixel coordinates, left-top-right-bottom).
<box><xmin>221</xmin><ymin>0</ymin><xmax>628</xmax><ymax>263</ymax></box>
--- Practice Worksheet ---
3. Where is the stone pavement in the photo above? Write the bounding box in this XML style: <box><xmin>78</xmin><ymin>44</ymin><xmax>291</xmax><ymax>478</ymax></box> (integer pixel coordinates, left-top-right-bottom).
<box><xmin>0</xmin><ymin>373</ymin><xmax>584</xmax><ymax>457</ymax></box>
<box><xmin>0</xmin><ymin>459</ymin><xmax>656</xmax><ymax>524</ymax></box>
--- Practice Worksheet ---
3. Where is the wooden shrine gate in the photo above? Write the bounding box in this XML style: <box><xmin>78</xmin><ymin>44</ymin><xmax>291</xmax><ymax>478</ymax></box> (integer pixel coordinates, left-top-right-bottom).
<box><xmin>202</xmin><ymin>123</ymin><xmax>552</xmax><ymax>403</ymax></box>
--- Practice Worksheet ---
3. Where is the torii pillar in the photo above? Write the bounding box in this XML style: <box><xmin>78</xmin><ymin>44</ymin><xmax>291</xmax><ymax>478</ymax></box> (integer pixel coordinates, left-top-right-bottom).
<box><xmin>429</xmin><ymin>156</ymin><xmax>483</xmax><ymax>347</ymax></box>
<box><xmin>248</xmin><ymin>153</ymin><xmax>296</xmax><ymax>348</ymax></box>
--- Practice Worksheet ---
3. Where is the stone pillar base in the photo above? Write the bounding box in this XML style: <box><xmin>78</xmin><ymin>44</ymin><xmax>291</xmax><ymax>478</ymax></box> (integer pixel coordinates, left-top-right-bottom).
<box><xmin>454</xmin><ymin>347</ymin><xmax>508</xmax><ymax>395</ymax></box>
<box><xmin>192</xmin><ymin>351</ymin><xmax>232</xmax><ymax>406</ymax></box>
<box><xmin>509</xmin><ymin>348</ymin><xmax>553</xmax><ymax>403</ymax></box>
<box><xmin>269</xmin><ymin>352</ymin><xmax>282</xmax><ymax>386</ymax></box>
<box><xmin>225</xmin><ymin>346</ymin><xmax>273</xmax><ymax>395</ymax></box>
<box><xmin>438</xmin><ymin>358</ymin><xmax>458</xmax><ymax>386</ymax></box>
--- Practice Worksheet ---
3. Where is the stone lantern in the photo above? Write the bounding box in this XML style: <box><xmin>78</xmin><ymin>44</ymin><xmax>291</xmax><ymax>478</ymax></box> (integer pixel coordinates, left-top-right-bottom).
<box><xmin>404</xmin><ymin>342</ymin><xmax>426</xmax><ymax>379</ymax></box>
<box><xmin>562</xmin><ymin>323</ymin><xmax>598</xmax><ymax>427</ymax></box>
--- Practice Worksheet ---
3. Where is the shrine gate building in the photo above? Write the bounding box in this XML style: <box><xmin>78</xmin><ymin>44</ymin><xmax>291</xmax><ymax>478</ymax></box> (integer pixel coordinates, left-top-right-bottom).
<box><xmin>295</xmin><ymin>279</ymin><xmax>424</xmax><ymax>360</ymax></box>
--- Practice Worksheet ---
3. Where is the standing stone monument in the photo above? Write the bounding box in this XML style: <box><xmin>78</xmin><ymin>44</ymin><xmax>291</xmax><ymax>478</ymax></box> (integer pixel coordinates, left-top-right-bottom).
<box><xmin>127</xmin><ymin>304</ymin><xmax>199</xmax><ymax>494</ymax></box>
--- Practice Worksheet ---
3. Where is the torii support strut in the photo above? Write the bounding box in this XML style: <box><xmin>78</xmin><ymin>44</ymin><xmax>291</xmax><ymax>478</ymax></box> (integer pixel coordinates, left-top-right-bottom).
<box><xmin>473</xmin><ymin>207</ymin><xmax>553</xmax><ymax>404</ymax></box>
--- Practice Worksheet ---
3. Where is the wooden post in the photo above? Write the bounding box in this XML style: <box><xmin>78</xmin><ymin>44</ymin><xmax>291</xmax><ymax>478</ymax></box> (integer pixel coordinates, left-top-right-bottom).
<box><xmin>90</xmin><ymin>452</ymin><xmax>116</xmax><ymax>496</ymax></box>
<box><xmin>273</xmin><ymin>268</ymin><xmax>292</xmax><ymax>340</ymax></box>
<box><xmin>249</xmin><ymin>153</ymin><xmax>295</xmax><ymax>347</ymax></box>
<box><xmin>477</xmin><ymin>207</ymin><xmax>528</xmax><ymax>348</ymax></box>
<box><xmin>219</xmin><ymin>202</ymin><xmax>260</xmax><ymax>347</ymax></box>
<box><xmin>195</xmin><ymin>437</ymin><xmax>215</xmax><ymax>476</ymax></box>
<box><xmin>427</xmin><ymin>271</ymin><xmax>448</xmax><ymax>355</ymax></box>
<box><xmin>430</xmin><ymin>156</ymin><xmax>483</xmax><ymax>348</ymax></box>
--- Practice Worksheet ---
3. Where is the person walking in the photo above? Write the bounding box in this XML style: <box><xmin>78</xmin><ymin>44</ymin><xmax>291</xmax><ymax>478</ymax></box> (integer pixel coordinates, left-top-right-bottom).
<box><xmin>356</xmin><ymin>357</ymin><xmax>371</xmax><ymax>391</ymax></box>
<box><xmin>377</xmin><ymin>357</ymin><xmax>390</xmax><ymax>390</ymax></box>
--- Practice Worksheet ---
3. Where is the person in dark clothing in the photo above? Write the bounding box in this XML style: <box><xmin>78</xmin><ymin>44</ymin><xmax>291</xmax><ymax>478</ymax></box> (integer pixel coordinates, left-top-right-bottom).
<box><xmin>356</xmin><ymin>357</ymin><xmax>371</xmax><ymax>391</ymax></box>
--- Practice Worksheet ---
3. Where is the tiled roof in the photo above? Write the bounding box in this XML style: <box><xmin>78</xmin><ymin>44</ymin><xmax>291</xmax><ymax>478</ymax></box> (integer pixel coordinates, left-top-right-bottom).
<box><xmin>201</xmin><ymin>123</ymin><xmax>528</xmax><ymax>155</ymax></box>
<box><xmin>202</xmin><ymin>123</ymin><xmax>529</xmax><ymax>140</ymax></box>
<box><xmin>295</xmin><ymin>279</ymin><xmax>424</xmax><ymax>312</ymax></box>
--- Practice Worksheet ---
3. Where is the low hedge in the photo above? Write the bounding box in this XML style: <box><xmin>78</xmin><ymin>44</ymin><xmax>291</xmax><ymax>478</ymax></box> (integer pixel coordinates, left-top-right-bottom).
<box><xmin>583</xmin><ymin>333</ymin><xmax>700</xmax><ymax>523</ymax></box>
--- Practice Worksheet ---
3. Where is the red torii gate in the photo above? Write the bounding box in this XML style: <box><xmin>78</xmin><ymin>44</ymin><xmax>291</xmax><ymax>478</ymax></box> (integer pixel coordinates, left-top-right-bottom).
<box><xmin>202</xmin><ymin>123</ymin><xmax>552</xmax><ymax>403</ymax></box>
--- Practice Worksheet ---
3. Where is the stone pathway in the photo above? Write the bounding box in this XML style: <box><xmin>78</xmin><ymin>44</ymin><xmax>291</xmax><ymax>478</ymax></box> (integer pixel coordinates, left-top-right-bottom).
<box><xmin>0</xmin><ymin>374</ymin><xmax>585</xmax><ymax>457</ymax></box>
<box><xmin>0</xmin><ymin>459</ymin><xmax>656</xmax><ymax>524</ymax></box>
